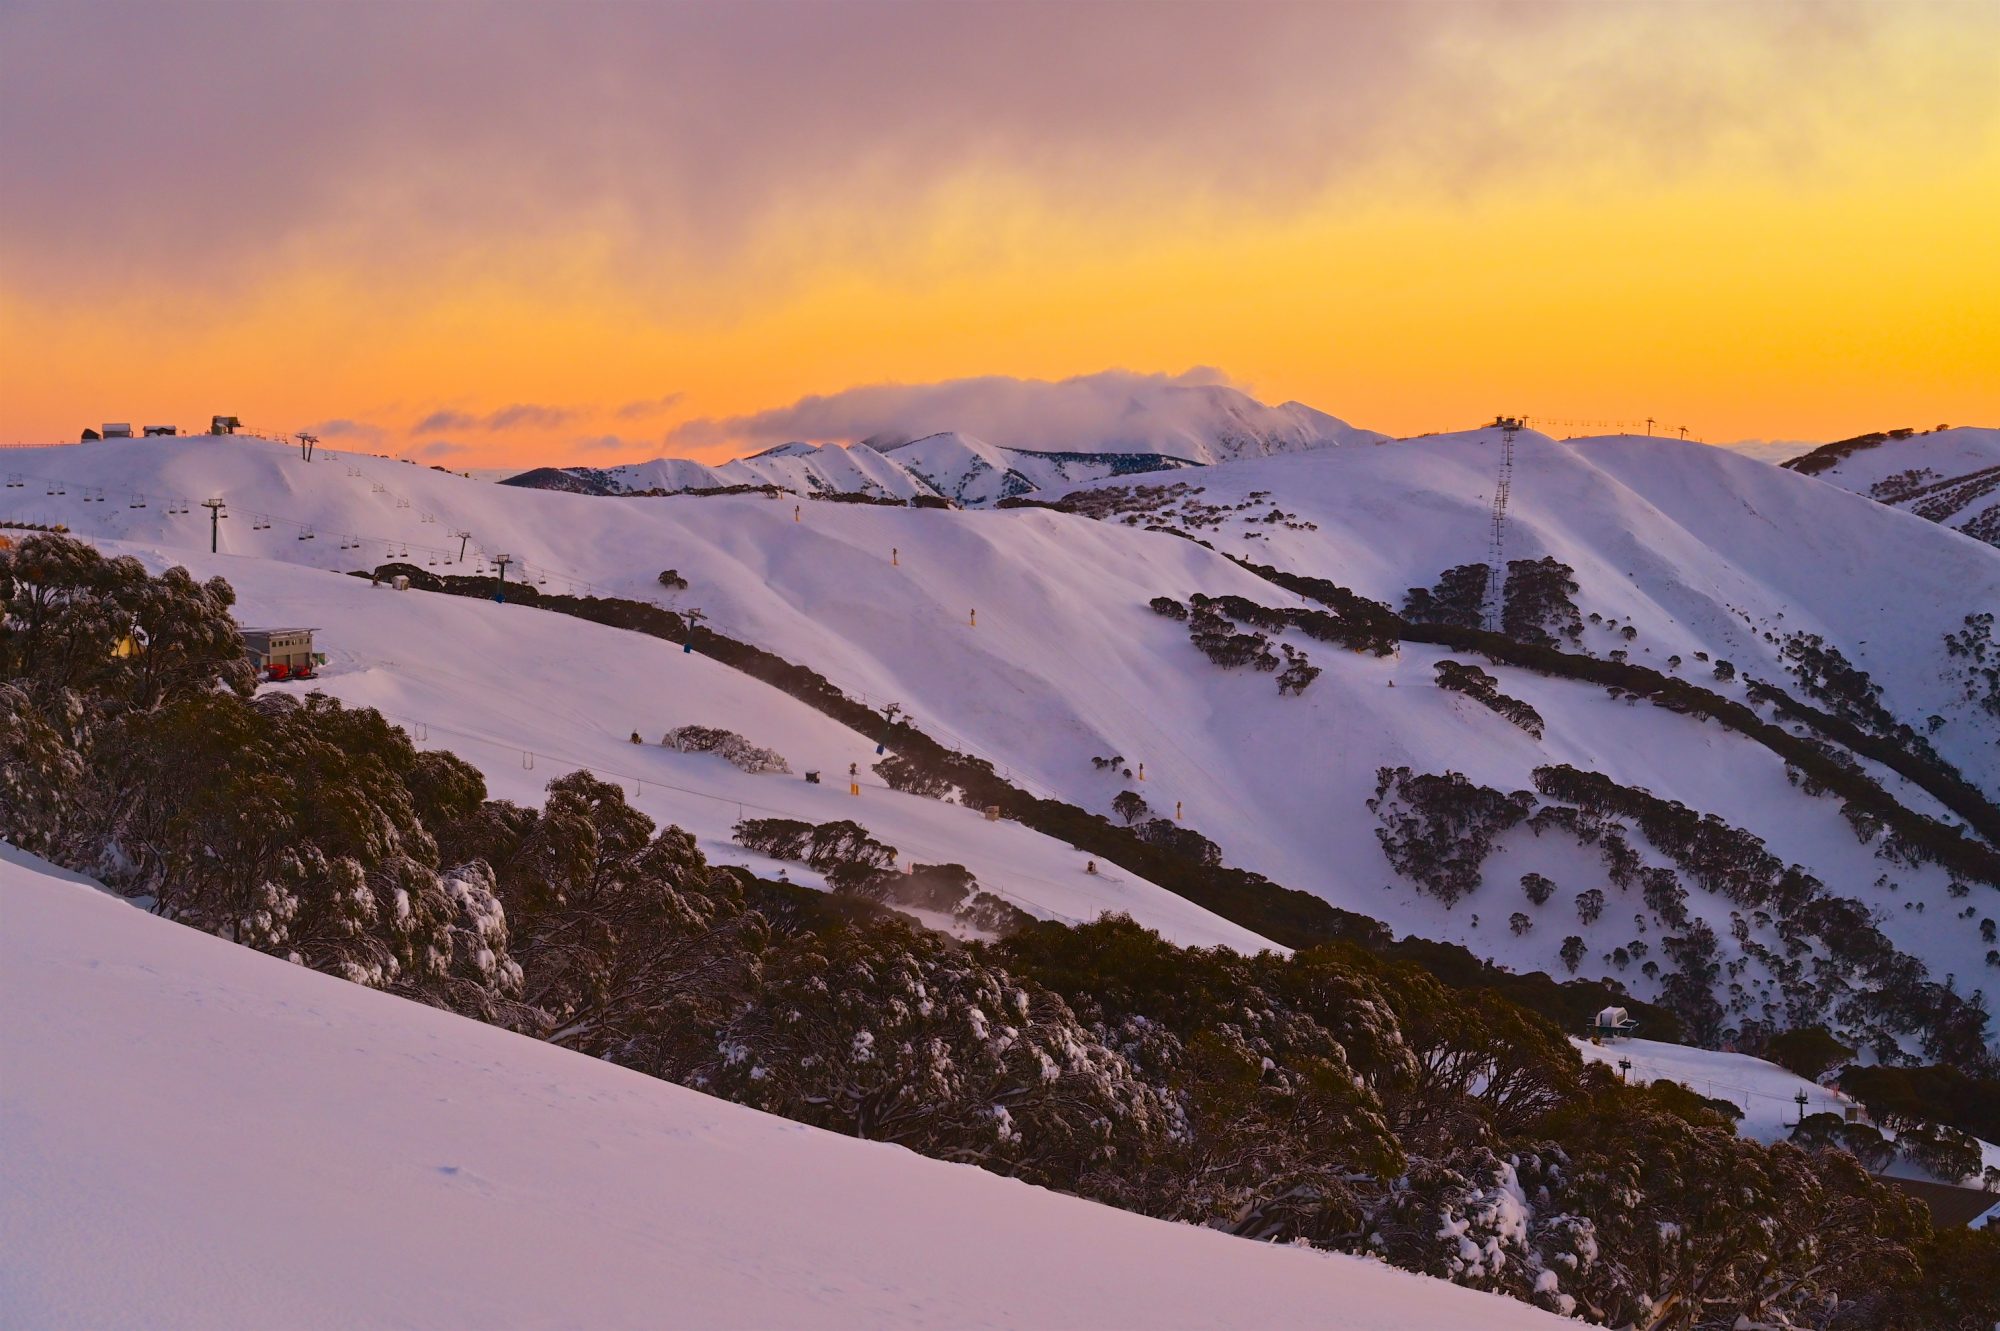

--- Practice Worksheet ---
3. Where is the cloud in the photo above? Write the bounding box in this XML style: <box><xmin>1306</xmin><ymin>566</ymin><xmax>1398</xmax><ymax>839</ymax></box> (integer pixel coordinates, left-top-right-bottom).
<box><xmin>306</xmin><ymin>418</ymin><xmax>386</xmax><ymax>443</ymax></box>
<box><xmin>670</xmin><ymin>367</ymin><xmax>1253</xmax><ymax>452</ymax></box>
<box><xmin>615</xmin><ymin>393</ymin><xmax>685</xmax><ymax>420</ymax></box>
<box><xmin>411</xmin><ymin>404</ymin><xmax>580</xmax><ymax>433</ymax></box>
<box><xmin>570</xmin><ymin>434</ymin><xmax>634</xmax><ymax>453</ymax></box>
<box><xmin>1712</xmin><ymin>439</ymin><xmax>1820</xmax><ymax>465</ymax></box>
<box><xmin>415</xmin><ymin>440</ymin><xmax>467</xmax><ymax>459</ymax></box>
<box><xmin>7</xmin><ymin>2</ymin><xmax>1986</xmax><ymax>303</ymax></box>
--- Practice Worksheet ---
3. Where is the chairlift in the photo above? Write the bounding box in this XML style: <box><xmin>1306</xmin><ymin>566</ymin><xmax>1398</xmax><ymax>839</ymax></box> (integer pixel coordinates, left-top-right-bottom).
<box><xmin>129</xmin><ymin>495</ymin><xmax>147</xmax><ymax>509</ymax></box>
<box><xmin>396</xmin><ymin>498</ymin><xmax>410</xmax><ymax>509</ymax></box>
<box><xmin>46</xmin><ymin>483</ymin><xmax>65</xmax><ymax>496</ymax></box>
<box><xmin>298</xmin><ymin>526</ymin><xmax>315</xmax><ymax>541</ymax></box>
<box><xmin>398</xmin><ymin>544</ymin><xmax>408</xmax><ymax>558</ymax></box>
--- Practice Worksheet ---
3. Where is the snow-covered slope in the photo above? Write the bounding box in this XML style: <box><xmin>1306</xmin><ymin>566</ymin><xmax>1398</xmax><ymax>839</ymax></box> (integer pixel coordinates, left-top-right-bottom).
<box><xmin>1781</xmin><ymin>426</ymin><xmax>2000</xmax><ymax>551</ymax></box>
<box><xmin>1572</xmin><ymin>1037</ymin><xmax>2000</xmax><ymax>1183</ymax></box>
<box><xmin>499</xmin><ymin>383</ymin><xmax>1387</xmax><ymax>505</ymax></box>
<box><xmin>91</xmin><ymin>537</ymin><xmax>1275</xmax><ymax>956</ymax></box>
<box><xmin>523</xmin><ymin>438</ymin><xmax>946</xmax><ymax>501</ymax></box>
<box><xmin>8</xmin><ymin>432</ymin><xmax>2000</xmax><ymax>1055</ymax></box>
<box><xmin>1063</xmin><ymin>428</ymin><xmax>2000</xmax><ymax>793</ymax></box>
<box><xmin>0</xmin><ymin>847</ymin><xmax>1566</xmax><ymax>1331</ymax></box>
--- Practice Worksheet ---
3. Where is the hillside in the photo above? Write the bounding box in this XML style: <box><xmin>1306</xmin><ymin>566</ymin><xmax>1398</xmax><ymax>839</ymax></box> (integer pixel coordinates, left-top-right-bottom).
<box><xmin>1780</xmin><ymin>426</ymin><xmax>2000</xmax><ymax>551</ymax></box>
<box><xmin>499</xmin><ymin>380</ymin><xmax>1388</xmax><ymax>504</ymax></box>
<box><xmin>6</xmin><ymin>431</ymin><xmax>1999</xmax><ymax>1063</ymax></box>
<box><xmin>0</xmin><ymin>847</ymin><xmax>1567</xmax><ymax>1331</ymax></box>
<box><xmin>95</xmin><ymin>536</ymin><xmax>1275</xmax><ymax>955</ymax></box>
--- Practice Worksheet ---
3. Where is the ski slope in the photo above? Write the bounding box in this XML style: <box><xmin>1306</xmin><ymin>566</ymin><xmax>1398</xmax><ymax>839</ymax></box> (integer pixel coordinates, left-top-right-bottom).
<box><xmin>96</xmin><ymin>538</ymin><xmax>1276</xmax><ymax>955</ymax></box>
<box><xmin>7</xmin><ymin>432</ymin><xmax>1999</xmax><ymax>1047</ymax></box>
<box><xmin>1573</xmin><ymin>1036</ymin><xmax>2000</xmax><ymax>1185</ymax></box>
<box><xmin>1781</xmin><ymin>426</ymin><xmax>2000</xmax><ymax>552</ymax></box>
<box><xmin>0</xmin><ymin>847</ymin><xmax>1567</xmax><ymax>1331</ymax></box>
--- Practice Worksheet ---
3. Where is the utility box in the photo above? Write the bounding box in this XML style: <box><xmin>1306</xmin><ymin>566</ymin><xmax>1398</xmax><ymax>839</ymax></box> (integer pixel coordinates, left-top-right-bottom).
<box><xmin>392</xmin><ymin>575</ymin><xmax>409</xmax><ymax>591</ymax></box>
<box><xmin>243</xmin><ymin>626</ymin><xmax>317</xmax><ymax>680</ymax></box>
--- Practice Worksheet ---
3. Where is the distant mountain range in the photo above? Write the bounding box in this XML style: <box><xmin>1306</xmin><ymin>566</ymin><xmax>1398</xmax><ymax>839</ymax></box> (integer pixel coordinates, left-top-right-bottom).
<box><xmin>1783</xmin><ymin>425</ymin><xmax>2000</xmax><ymax>550</ymax></box>
<box><xmin>502</xmin><ymin>383</ymin><xmax>1389</xmax><ymax>505</ymax></box>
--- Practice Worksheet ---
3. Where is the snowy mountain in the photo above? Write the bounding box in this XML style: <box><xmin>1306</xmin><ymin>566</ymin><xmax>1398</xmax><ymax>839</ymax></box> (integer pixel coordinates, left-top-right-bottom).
<box><xmin>9</xmin><ymin>426</ymin><xmax>2000</xmax><ymax>1325</ymax></box>
<box><xmin>500</xmin><ymin>383</ymin><xmax>1388</xmax><ymax>505</ymax></box>
<box><xmin>0</xmin><ymin>846</ymin><xmax>1569</xmax><ymax>1331</ymax></box>
<box><xmin>1781</xmin><ymin>425</ymin><xmax>2000</xmax><ymax>551</ymax></box>
<box><xmin>6</xmin><ymin>428</ymin><xmax>2000</xmax><ymax>1066</ymax></box>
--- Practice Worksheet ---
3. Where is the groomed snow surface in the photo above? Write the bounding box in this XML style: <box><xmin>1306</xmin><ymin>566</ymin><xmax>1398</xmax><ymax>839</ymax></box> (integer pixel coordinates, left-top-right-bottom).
<box><xmin>0</xmin><ymin>848</ymin><xmax>1566</xmax><ymax>1331</ymax></box>
<box><xmin>6</xmin><ymin>431</ymin><xmax>2000</xmax><ymax>1043</ymax></box>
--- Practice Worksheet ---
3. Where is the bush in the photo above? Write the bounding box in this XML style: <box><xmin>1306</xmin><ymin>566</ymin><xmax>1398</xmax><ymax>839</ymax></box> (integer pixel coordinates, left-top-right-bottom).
<box><xmin>662</xmin><ymin>724</ymin><xmax>790</xmax><ymax>774</ymax></box>
<box><xmin>1762</xmin><ymin>1025</ymin><xmax>1854</xmax><ymax>1081</ymax></box>
<box><xmin>875</xmin><ymin>752</ymin><xmax>958</xmax><ymax>800</ymax></box>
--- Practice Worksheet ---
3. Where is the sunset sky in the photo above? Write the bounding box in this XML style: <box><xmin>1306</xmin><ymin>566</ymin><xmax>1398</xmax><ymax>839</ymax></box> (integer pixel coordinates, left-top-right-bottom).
<box><xmin>3</xmin><ymin>0</ymin><xmax>1996</xmax><ymax>468</ymax></box>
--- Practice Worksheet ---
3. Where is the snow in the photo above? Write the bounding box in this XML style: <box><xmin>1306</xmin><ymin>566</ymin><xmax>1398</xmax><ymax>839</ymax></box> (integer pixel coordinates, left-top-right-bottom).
<box><xmin>96</xmin><ymin>537</ymin><xmax>1278</xmax><ymax>957</ymax></box>
<box><xmin>0</xmin><ymin>846</ymin><xmax>1568</xmax><ymax>1330</ymax></box>
<box><xmin>1574</xmin><ymin>1037</ymin><xmax>1858</xmax><ymax>1144</ymax></box>
<box><xmin>1574</xmin><ymin>1036</ymin><xmax>2000</xmax><ymax>1182</ymax></box>
<box><xmin>6</xmin><ymin>429</ymin><xmax>1999</xmax><ymax>1042</ymax></box>
<box><xmin>498</xmin><ymin>379</ymin><xmax>1388</xmax><ymax>503</ymax></box>
<box><xmin>1783</xmin><ymin>426</ymin><xmax>2000</xmax><ymax>551</ymax></box>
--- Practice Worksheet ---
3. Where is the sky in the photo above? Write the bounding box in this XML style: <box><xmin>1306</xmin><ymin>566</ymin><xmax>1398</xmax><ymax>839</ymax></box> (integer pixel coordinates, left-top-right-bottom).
<box><xmin>2</xmin><ymin>0</ymin><xmax>1996</xmax><ymax>468</ymax></box>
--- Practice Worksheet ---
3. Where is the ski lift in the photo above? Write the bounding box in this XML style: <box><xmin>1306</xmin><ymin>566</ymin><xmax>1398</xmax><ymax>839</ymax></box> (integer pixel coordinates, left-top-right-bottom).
<box><xmin>396</xmin><ymin>498</ymin><xmax>410</xmax><ymax>509</ymax></box>
<box><xmin>298</xmin><ymin>526</ymin><xmax>315</xmax><ymax>541</ymax></box>
<box><xmin>398</xmin><ymin>544</ymin><xmax>408</xmax><ymax>558</ymax></box>
<box><xmin>4</xmin><ymin>473</ymin><xmax>22</xmax><ymax>488</ymax></box>
<box><xmin>252</xmin><ymin>515</ymin><xmax>271</xmax><ymax>531</ymax></box>
<box><xmin>46</xmin><ymin>482</ymin><xmax>65</xmax><ymax>496</ymax></box>
<box><xmin>420</xmin><ymin>511</ymin><xmax>435</xmax><ymax>524</ymax></box>
<box><xmin>371</xmin><ymin>483</ymin><xmax>387</xmax><ymax>494</ymax></box>
<box><xmin>128</xmin><ymin>494</ymin><xmax>147</xmax><ymax>509</ymax></box>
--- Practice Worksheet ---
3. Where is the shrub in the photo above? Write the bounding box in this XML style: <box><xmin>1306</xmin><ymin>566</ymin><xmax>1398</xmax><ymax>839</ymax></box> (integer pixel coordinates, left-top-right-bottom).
<box><xmin>663</xmin><ymin>724</ymin><xmax>790</xmax><ymax>774</ymax></box>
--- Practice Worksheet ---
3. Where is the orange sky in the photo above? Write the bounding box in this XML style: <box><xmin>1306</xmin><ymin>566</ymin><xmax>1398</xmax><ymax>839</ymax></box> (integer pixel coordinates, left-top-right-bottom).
<box><xmin>3</xmin><ymin>2</ymin><xmax>1996</xmax><ymax>467</ymax></box>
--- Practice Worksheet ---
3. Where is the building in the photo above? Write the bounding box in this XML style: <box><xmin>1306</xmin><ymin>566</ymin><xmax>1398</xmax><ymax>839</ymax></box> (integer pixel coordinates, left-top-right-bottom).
<box><xmin>210</xmin><ymin>415</ymin><xmax>241</xmax><ymax>435</ymax></box>
<box><xmin>142</xmin><ymin>425</ymin><xmax>178</xmax><ymax>437</ymax></box>
<box><xmin>102</xmin><ymin>423</ymin><xmax>134</xmax><ymax>438</ymax></box>
<box><xmin>1589</xmin><ymin>1006</ymin><xmax>1640</xmax><ymax>1041</ymax></box>
<box><xmin>242</xmin><ymin>627</ymin><xmax>318</xmax><ymax>680</ymax></box>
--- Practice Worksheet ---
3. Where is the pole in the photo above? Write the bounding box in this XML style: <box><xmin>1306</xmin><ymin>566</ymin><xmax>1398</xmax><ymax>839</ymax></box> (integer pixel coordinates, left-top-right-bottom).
<box><xmin>453</xmin><ymin>530</ymin><xmax>471</xmax><ymax>562</ymax></box>
<box><xmin>493</xmin><ymin>554</ymin><xmax>512</xmax><ymax>602</ymax></box>
<box><xmin>202</xmin><ymin>498</ymin><xmax>226</xmax><ymax>552</ymax></box>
